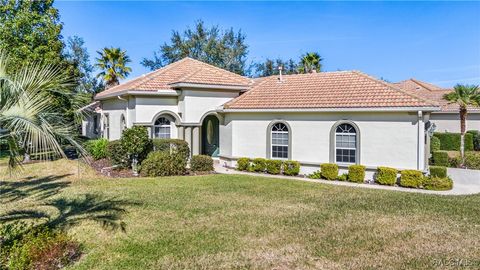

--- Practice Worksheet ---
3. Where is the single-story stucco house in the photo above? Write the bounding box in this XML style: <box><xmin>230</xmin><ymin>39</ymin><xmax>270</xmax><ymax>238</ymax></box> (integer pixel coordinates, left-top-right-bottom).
<box><xmin>393</xmin><ymin>78</ymin><xmax>480</xmax><ymax>133</ymax></box>
<box><xmin>83</xmin><ymin>57</ymin><xmax>442</xmax><ymax>177</ymax></box>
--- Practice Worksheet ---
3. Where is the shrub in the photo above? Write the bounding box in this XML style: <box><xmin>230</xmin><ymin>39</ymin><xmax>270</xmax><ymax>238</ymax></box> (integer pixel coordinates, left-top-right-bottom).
<box><xmin>376</xmin><ymin>167</ymin><xmax>397</xmax><ymax>186</ymax></box>
<box><xmin>448</xmin><ymin>155</ymin><xmax>462</xmax><ymax>168</ymax></box>
<box><xmin>423</xmin><ymin>176</ymin><xmax>453</xmax><ymax>191</ymax></box>
<box><xmin>429</xmin><ymin>166</ymin><xmax>447</xmax><ymax>178</ymax></box>
<box><xmin>308</xmin><ymin>170</ymin><xmax>321</xmax><ymax>179</ymax></box>
<box><xmin>85</xmin><ymin>138</ymin><xmax>108</xmax><ymax>160</ymax></box>
<box><xmin>337</xmin><ymin>173</ymin><xmax>348</xmax><ymax>181</ymax></box>
<box><xmin>251</xmin><ymin>158</ymin><xmax>267</xmax><ymax>172</ymax></box>
<box><xmin>399</xmin><ymin>170</ymin><xmax>424</xmax><ymax>188</ymax></box>
<box><xmin>236</xmin><ymin>158</ymin><xmax>251</xmax><ymax>171</ymax></box>
<box><xmin>430</xmin><ymin>136</ymin><xmax>441</xmax><ymax>152</ymax></box>
<box><xmin>121</xmin><ymin>126</ymin><xmax>152</xmax><ymax>164</ymax></box>
<box><xmin>152</xmin><ymin>139</ymin><xmax>190</xmax><ymax>162</ymax></box>
<box><xmin>140</xmin><ymin>151</ymin><xmax>186</xmax><ymax>177</ymax></box>
<box><xmin>266</xmin><ymin>159</ymin><xmax>282</xmax><ymax>175</ymax></box>
<box><xmin>190</xmin><ymin>155</ymin><xmax>214</xmax><ymax>172</ymax></box>
<box><xmin>107</xmin><ymin>140</ymin><xmax>129</xmax><ymax>168</ymax></box>
<box><xmin>467</xmin><ymin>130</ymin><xmax>480</xmax><ymax>151</ymax></box>
<box><xmin>433</xmin><ymin>132</ymin><xmax>474</xmax><ymax>151</ymax></box>
<box><xmin>320</xmin><ymin>163</ymin><xmax>338</xmax><ymax>180</ymax></box>
<box><xmin>283</xmin><ymin>160</ymin><xmax>300</xmax><ymax>176</ymax></box>
<box><xmin>432</xmin><ymin>151</ymin><xmax>449</xmax><ymax>166</ymax></box>
<box><xmin>464</xmin><ymin>151</ymin><xmax>480</xmax><ymax>170</ymax></box>
<box><xmin>6</xmin><ymin>226</ymin><xmax>81</xmax><ymax>270</ymax></box>
<box><xmin>348</xmin><ymin>165</ymin><xmax>366</xmax><ymax>183</ymax></box>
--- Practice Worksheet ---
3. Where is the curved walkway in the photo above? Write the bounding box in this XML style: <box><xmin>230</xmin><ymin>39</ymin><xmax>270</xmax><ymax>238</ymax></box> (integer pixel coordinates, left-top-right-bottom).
<box><xmin>214</xmin><ymin>164</ymin><xmax>480</xmax><ymax>196</ymax></box>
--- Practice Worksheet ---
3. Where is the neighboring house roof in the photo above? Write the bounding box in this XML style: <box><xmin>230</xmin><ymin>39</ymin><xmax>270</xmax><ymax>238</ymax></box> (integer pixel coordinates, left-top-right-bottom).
<box><xmin>78</xmin><ymin>101</ymin><xmax>101</xmax><ymax>112</ymax></box>
<box><xmin>224</xmin><ymin>71</ymin><xmax>438</xmax><ymax>110</ymax></box>
<box><xmin>95</xmin><ymin>57</ymin><xmax>252</xmax><ymax>99</ymax></box>
<box><xmin>393</xmin><ymin>79</ymin><xmax>480</xmax><ymax>112</ymax></box>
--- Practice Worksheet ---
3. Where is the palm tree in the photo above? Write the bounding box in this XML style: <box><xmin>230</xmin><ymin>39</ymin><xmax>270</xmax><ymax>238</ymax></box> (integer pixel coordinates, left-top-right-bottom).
<box><xmin>443</xmin><ymin>84</ymin><xmax>480</xmax><ymax>163</ymax></box>
<box><xmin>0</xmin><ymin>50</ymin><xmax>86</xmax><ymax>171</ymax></box>
<box><xmin>299</xmin><ymin>52</ymin><xmax>323</xmax><ymax>74</ymax></box>
<box><xmin>95</xmin><ymin>47</ymin><xmax>132</xmax><ymax>88</ymax></box>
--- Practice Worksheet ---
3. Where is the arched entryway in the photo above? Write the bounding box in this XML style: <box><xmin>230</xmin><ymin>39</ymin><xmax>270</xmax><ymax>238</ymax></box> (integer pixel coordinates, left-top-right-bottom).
<box><xmin>201</xmin><ymin>115</ymin><xmax>220</xmax><ymax>157</ymax></box>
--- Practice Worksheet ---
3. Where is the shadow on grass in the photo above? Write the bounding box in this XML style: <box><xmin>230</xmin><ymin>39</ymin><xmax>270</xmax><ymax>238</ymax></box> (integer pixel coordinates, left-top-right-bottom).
<box><xmin>1</xmin><ymin>175</ymin><xmax>135</xmax><ymax>232</ymax></box>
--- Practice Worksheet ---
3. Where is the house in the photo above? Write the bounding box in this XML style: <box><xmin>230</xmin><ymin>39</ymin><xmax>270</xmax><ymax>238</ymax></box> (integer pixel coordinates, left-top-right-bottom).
<box><xmin>87</xmin><ymin>57</ymin><xmax>440</xmax><ymax>177</ymax></box>
<box><xmin>393</xmin><ymin>79</ymin><xmax>480</xmax><ymax>133</ymax></box>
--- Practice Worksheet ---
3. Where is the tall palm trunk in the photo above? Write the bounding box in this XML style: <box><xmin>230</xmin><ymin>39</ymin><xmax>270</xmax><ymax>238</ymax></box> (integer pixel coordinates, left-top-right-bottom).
<box><xmin>460</xmin><ymin>106</ymin><xmax>467</xmax><ymax>164</ymax></box>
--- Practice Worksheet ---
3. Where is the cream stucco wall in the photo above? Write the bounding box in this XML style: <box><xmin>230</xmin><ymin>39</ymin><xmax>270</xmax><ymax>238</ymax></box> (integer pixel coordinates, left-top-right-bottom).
<box><xmin>101</xmin><ymin>99</ymin><xmax>127</xmax><ymax>140</ymax></box>
<box><xmin>180</xmin><ymin>89</ymin><xmax>239</xmax><ymax>123</ymax></box>
<box><xmin>220</xmin><ymin>111</ymin><xmax>426</xmax><ymax>174</ymax></box>
<box><xmin>430</xmin><ymin>113</ymin><xmax>480</xmax><ymax>133</ymax></box>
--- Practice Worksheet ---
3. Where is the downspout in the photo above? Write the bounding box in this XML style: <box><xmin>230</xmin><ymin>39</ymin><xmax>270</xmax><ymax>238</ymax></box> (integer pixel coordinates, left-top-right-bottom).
<box><xmin>417</xmin><ymin>111</ymin><xmax>423</xmax><ymax>171</ymax></box>
<box><xmin>118</xmin><ymin>95</ymin><xmax>129</xmax><ymax>127</ymax></box>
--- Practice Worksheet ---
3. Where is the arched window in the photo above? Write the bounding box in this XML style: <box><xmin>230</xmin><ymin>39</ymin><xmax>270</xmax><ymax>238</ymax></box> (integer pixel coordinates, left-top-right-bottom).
<box><xmin>153</xmin><ymin>117</ymin><xmax>171</xmax><ymax>139</ymax></box>
<box><xmin>271</xmin><ymin>122</ymin><xmax>289</xmax><ymax>159</ymax></box>
<box><xmin>335</xmin><ymin>123</ymin><xmax>357</xmax><ymax>163</ymax></box>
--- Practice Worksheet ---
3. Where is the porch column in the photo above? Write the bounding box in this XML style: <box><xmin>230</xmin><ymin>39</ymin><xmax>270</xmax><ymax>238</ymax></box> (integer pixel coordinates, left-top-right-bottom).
<box><xmin>178</xmin><ymin>126</ymin><xmax>184</xmax><ymax>140</ymax></box>
<box><xmin>192</xmin><ymin>126</ymin><xmax>200</xmax><ymax>156</ymax></box>
<box><xmin>184</xmin><ymin>127</ymin><xmax>192</xmax><ymax>157</ymax></box>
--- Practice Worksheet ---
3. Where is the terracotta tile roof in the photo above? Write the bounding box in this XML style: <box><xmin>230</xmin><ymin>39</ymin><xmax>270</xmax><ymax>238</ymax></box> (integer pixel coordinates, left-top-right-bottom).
<box><xmin>224</xmin><ymin>71</ymin><xmax>438</xmax><ymax>110</ymax></box>
<box><xmin>393</xmin><ymin>79</ymin><xmax>480</xmax><ymax>112</ymax></box>
<box><xmin>95</xmin><ymin>57</ymin><xmax>251</xmax><ymax>99</ymax></box>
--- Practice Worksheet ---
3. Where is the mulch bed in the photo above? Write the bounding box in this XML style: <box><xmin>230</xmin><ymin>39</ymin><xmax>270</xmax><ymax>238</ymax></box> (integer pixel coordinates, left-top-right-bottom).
<box><xmin>89</xmin><ymin>158</ymin><xmax>214</xmax><ymax>178</ymax></box>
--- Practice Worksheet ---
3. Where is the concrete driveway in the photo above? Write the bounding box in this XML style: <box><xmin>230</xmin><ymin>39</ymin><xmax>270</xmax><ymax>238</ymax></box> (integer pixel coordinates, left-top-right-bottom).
<box><xmin>447</xmin><ymin>168</ymin><xmax>480</xmax><ymax>195</ymax></box>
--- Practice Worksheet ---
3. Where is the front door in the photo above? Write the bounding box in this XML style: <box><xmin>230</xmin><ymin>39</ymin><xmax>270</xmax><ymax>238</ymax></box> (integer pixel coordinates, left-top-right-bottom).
<box><xmin>201</xmin><ymin>115</ymin><xmax>219</xmax><ymax>157</ymax></box>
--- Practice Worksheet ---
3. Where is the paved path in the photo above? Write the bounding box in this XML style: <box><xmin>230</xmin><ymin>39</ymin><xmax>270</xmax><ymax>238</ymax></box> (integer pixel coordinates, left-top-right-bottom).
<box><xmin>214</xmin><ymin>163</ymin><xmax>480</xmax><ymax>196</ymax></box>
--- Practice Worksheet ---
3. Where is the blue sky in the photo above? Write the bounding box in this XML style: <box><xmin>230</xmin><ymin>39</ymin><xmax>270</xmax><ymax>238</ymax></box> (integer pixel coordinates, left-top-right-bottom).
<box><xmin>55</xmin><ymin>1</ymin><xmax>480</xmax><ymax>87</ymax></box>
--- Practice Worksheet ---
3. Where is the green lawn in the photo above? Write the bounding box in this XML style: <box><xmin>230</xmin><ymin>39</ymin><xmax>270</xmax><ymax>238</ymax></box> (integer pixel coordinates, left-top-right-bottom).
<box><xmin>1</xmin><ymin>159</ymin><xmax>480</xmax><ymax>269</ymax></box>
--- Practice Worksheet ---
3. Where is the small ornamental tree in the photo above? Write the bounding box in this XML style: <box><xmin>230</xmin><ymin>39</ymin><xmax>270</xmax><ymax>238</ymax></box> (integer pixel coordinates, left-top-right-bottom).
<box><xmin>121</xmin><ymin>126</ymin><xmax>150</xmax><ymax>175</ymax></box>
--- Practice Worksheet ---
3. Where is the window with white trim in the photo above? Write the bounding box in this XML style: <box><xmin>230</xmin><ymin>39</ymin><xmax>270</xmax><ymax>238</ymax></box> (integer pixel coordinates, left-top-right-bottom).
<box><xmin>271</xmin><ymin>123</ymin><xmax>289</xmax><ymax>159</ymax></box>
<box><xmin>103</xmin><ymin>114</ymin><xmax>110</xmax><ymax>140</ymax></box>
<box><xmin>153</xmin><ymin>117</ymin><xmax>171</xmax><ymax>139</ymax></box>
<box><xmin>335</xmin><ymin>123</ymin><xmax>357</xmax><ymax>163</ymax></box>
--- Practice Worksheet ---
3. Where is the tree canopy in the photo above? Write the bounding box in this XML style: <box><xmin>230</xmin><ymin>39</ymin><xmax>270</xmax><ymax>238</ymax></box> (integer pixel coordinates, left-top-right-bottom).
<box><xmin>95</xmin><ymin>47</ymin><xmax>132</xmax><ymax>89</ymax></box>
<box><xmin>141</xmin><ymin>20</ymin><xmax>248</xmax><ymax>75</ymax></box>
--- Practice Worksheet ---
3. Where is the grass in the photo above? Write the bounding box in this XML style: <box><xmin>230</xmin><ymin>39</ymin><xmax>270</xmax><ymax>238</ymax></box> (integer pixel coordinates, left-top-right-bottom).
<box><xmin>1</xmin><ymin>159</ymin><xmax>480</xmax><ymax>269</ymax></box>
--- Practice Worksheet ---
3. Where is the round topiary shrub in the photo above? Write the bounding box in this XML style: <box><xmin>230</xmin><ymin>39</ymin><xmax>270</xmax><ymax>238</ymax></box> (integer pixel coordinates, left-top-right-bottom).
<box><xmin>191</xmin><ymin>155</ymin><xmax>214</xmax><ymax>172</ymax></box>
<box><xmin>376</xmin><ymin>167</ymin><xmax>397</xmax><ymax>186</ymax></box>
<box><xmin>236</xmin><ymin>158</ymin><xmax>251</xmax><ymax>171</ymax></box>
<box><xmin>140</xmin><ymin>151</ymin><xmax>186</xmax><ymax>177</ymax></box>
<box><xmin>266</xmin><ymin>159</ymin><xmax>282</xmax><ymax>175</ymax></box>
<box><xmin>251</xmin><ymin>158</ymin><xmax>267</xmax><ymax>172</ymax></box>
<box><xmin>320</xmin><ymin>163</ymin><xmax>338</xmax><ymax>180</ymax></box>
<box><xmin>283</xmin><ymin>160</ymin><xmax>300</xmax><ymax>176</ymax></box>
<box><xmin>347</xmin><ymin>165</ymin><xmax>366</xmax><ymax>183</ymax></box>
<box><xmin>399</xmin><ymin>170</ymin><xmax>424</xmax><ymax>188</ymax></box>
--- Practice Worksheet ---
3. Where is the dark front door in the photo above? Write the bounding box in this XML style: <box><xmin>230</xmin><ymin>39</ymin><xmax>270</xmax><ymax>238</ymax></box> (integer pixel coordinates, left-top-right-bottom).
<box><xmin>201</xmin><ymin>115</ymin><xmax>219</xmax><ymax>157</ymax></box>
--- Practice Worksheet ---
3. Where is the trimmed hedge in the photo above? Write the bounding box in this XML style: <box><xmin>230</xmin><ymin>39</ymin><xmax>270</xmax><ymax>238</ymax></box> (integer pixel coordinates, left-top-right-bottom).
<box><xmin>283</xmin><ymin>160</ymin><xmax>300</xmax><ymax>176</ymax></box>
<box><xmin>430</xmin><ymin>136</ymin><xmax>441</xmax><ymax>152</ymax></box>
<box><xmin>376</xmin><ymin>167</ymin><xmax>397</xmax><ymax>186</ymax></box>
<box><xmin>464</xmin><ymin>151</ymin><xmax>480</xmax><ymax>170</ymax></box>
<box><xmin>107</xmin><ymin>140</ymin><xmax>129</xmax><ymax>168</ymax></box>
<box><xmin>423</xmin><ymin>176</ymin><xmax>453</xmax><ymax>191</ymax></box>
<box><xmin>152</xmin><ymin>139</ymin><xmax>189</xmax><ymax>162</ymax></box>
<box><xmin>467</xmin><ymin>130</ymin><xmax>480</xmax><ymax>151</ymax></box>
<box><xmin>140</xmin><ymin>151</ymin><xmax>186</xmax><ymax>177</ymax></box>
<box><xmin>429</xmin><ymin>166</ymin><xmax>447</xmax><ymax>178</ymax></box>
<box><xmin>399</xmin><ymin>170</ymin><xmax>424</xmax><ymax>188</ymax></box>
<box><xmin>85</xmin><ymin>138</ymin><xmax>108</xmax><ymax>160</ymax></box>
<box><xmin>236</xmin><ymin>158</ymin><xmax>251</xmax><ymax>171</ymax></box>
<box><xmin>433</xmin><ymin>132</ymin><xmax>474</xmax><ymax>151</ymax></box>
<box><xmin>348</xmin><ymin>165</ymin><xmax>365</xmax><ymax>183</ymax></box>
<box><xmin>432</xmin><ymin>151</ymin><xmax>449</xmax><ymax>166</ymax></box>
<box><xmin>320</xmin><ymin>163</ymin><xmax>338</xmax><ymax>180</ymax></box>
<box><xmin>251</xmin><ymin>158</ymin><xmax>267</xmax><ymax>172</ymax></box>
<box><xmin>266</xmin><ymin>159</ymin><xmax>282</xmax><ymax>174</ymax></box>
<box><xmin>190</xmin><ymin>155</ymin><xmax>214</xmax><ymax>172</ymax></box>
